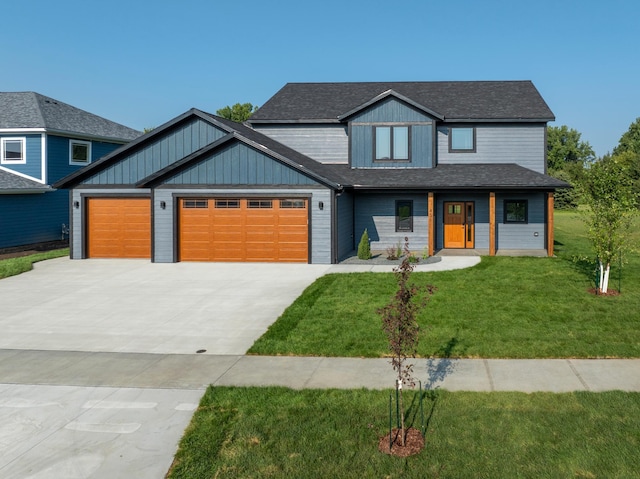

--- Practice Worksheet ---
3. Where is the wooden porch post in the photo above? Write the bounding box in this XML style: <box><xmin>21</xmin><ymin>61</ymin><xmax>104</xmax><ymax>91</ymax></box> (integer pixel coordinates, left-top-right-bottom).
<box><xmin>547</xmin><ymin>192</ymin><xmax>555</xmax><ymax>257</ymax></box>
<box><xmin>489</xmin><ymin>192</ymin><xmax>496</xmax><ymax>256</ymax></box>
<box><xmin>428</xmin><ymin>192</ymin><xmax>435</xmax><ymax>256</ymax></box>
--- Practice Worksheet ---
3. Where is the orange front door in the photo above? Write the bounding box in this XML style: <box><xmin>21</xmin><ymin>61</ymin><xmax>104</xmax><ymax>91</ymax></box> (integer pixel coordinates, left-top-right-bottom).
<box><xmin>179</xmin><ymin>198</ymin><xmax>309</xmax><ymax>262</ymax></box>
<box><xmin>444</xmin><ymin>202</ymin><xmax>474</xmax><ymax>249</ymax></box>
<box><xmin>87</xmin><ymin>198</ymin><xmax>151</xmax><ymax>258</ymax></box>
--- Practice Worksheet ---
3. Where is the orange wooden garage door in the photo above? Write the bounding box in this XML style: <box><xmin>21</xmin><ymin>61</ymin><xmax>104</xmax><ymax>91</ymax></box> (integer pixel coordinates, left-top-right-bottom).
<box><xmin>179</xmin><ymin>198</ymin><xmax>308</xmax><ymax>262</ymax></box>
<box><xmin>87</xmin><ymin>198</ymin><xmax>151</xmax><ymax>258</ymax></box>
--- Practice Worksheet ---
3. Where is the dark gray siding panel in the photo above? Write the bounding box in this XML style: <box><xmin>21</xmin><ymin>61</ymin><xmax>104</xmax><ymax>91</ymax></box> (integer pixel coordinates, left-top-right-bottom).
<box><xmin>336</xmin><ymin>192</ymin><xmax>354</xmax><ymax>260</ymax></box>
<box><xmin>437</xmin><ymin>124</ymin><xmax>546</xmax><ymax>173</ymax></box>
<box><xmin>253</xmin><ymin>124</ymin><xmax>348</xmax><ymax>164</ymax></box>
<box><xmin>84</xmin><ymin>119</ymin><xmax>226</xmax><ymax>185</ymax></box>
<box><xmin>351</xmin><ymin>123</ymin><xmax>433</xmax><ymax>168</ymax></box>
<box><xmin>162</xmin><ymin>143</ymin><xmax>319</xmax><ymax>186</ymax></box>
<box><xmin>350</xmin><ymin>98</ymin><xmax>432</xmax><ymax>123</ymax></box>
<box><xmin>354</xmin><ymin>193</ymin><xmax>428</xmax><ymax>252</ymax></box>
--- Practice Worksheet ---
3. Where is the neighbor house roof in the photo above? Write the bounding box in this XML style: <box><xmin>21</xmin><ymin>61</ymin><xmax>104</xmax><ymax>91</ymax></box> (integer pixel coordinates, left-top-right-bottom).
<box><xmin>0</xmin><ymin>92</ymin><xmax>141</xmax><ymax>141</ymax></box>
<box><xmin>0</xmin><ymin>169</ymin><xmax>52</xmax><ymax>194</ymax></box>
<box><xmin>248</xmin><ymin>81</ymin><xmax>555</xmax><ymax>123</ymax></box>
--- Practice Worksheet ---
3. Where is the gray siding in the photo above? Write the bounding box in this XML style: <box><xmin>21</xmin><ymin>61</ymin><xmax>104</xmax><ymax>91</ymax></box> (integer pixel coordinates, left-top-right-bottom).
<box><xmin>496</xmin><ymin>192</ymin><xmax>546</xmax><ymax>249</ymax></box>
<box><xmin>354</xmin><ymin>193</ymin><xmax>428</xmax><ymax>253</ymax></box>
<box><xmin>336</xmin><ymin>191</ymin><xmax>354</xmax><ymax>260</ymax></box>
<box><xmin>437</xmin><ymin>124</ymin><xmax>547</xmax><ymax>173</ymax></box>
<box><xmin>253</xmin><ymin>124</ymin><xmax>348</xmax><ymax>164</ymax></box>
<box><xmin>162</xmin><ymin>142</ymin><xmax>318</xmax><ymax>186</ymax></box>
<box><xmin>84</xmin><ymin>119</ymin><xmax>226</xmax><ymax>185</ymax></box>
<box><xmin>70</xmin><ymin>188</ymin><xmax>150</xmax><ymax>259</ymax></box>
<box><xmin>153</xmin><ymin>187</ymin><xmax>333</xmax><ymax>264</ymax></box>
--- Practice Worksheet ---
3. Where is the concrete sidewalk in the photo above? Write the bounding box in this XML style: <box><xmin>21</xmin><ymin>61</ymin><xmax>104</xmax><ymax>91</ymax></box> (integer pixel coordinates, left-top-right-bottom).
<box><xmin>2</xmin><ymin>350</ymin><xmax>639</xmax><ymax>393</ymax></box>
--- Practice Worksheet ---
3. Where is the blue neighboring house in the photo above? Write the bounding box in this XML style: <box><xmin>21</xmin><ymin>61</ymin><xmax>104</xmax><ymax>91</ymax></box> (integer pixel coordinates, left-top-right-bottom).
<box><xmin>55</xmin><ymin>81</ymin><xmax>568</xmax><ymax>263</ymax></box>
<box><xmin>0</xmin><ymin>92</ymin><xmax>141</xmax><ymax>249</ymax></box>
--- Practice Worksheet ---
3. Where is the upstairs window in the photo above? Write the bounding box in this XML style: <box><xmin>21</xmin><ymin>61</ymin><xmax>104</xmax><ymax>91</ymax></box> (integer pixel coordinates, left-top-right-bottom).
<box><xmin>70</xmin><ymin>140</ymin><xmax>92</xmax><ymax>165</ymax></box>
<box><xmin>504</xmin><ymin>200</ymin><xmax>528</xmax><ymax>223</ymax></box>
<box><xmin>374</xmin><ymin>126</ymin><xmax>410</xmax><ymax>161</ymax></box>
<box><xmin>1</xmin><ymin>138</ymin><xmax>26</xmax><ymax>164</ymax></box>
<box><xmin>449</xmin><ymin>127</ymin><xmax>476</xmax><ymax>152</ymax></box>
<box><xmin>396</xmin><ymin>200</ymin><xmax>413</xmax><ymax>232</ymax></box>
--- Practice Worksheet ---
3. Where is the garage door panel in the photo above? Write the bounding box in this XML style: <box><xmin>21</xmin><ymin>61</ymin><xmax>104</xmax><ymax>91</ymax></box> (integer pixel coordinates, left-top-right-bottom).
<box><xmin>87</xmin><ymin>198</ymin><xmax>151</xmax><ymax>259</ymax></box>
<box><xmin>179</xmin><ymin>198</ymin><xmax>308</xmax><ymax>262</ymax></box>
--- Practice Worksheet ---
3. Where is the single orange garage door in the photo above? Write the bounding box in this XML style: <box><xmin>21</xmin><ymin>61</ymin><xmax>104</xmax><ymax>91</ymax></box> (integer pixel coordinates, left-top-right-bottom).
<box><xmin>87</xmin><ymin>198</ymin><xmax>151</xmax><ymax>258</ymax></box>
<box><xmin>179</xmin><ymin>198</ymin><xmax>308</xmax><ymax>262</ymax></box>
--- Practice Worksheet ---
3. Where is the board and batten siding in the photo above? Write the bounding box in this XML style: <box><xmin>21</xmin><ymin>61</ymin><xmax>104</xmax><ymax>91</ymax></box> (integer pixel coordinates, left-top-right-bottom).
<box><xmin>354</xmin><ymin>193</ymin><xmax>428</xmax><ymax>252</ymax></box>
<box><xmin>437</xmin><ymin>124</ymin><xmax>547</xmax><ymax>173</ymax></box>
<box><xmin>152</xmin><ymin>187</ymin><xmax>332</xmax><ymax>264</ymax></box>
<box><xmin>83</xmin><ymin>119</ymin><xmax>227</xmax><ymax>185</ymax></box>
<box><xmin>253</xmin><ymin>124</ymin><xmax>349</xmax><ymax>164</ymax></box>
<box><xmin>161</xmin><ymin>142</ymin><xmax>318</xmax><ymax>186</ymax></box>
<box><xmin>349</xmin><ymin>98</ymin><xmax>434</xmax><ymax>169</ymax></box>
<box><xmin>69</xmin><ymin>188</ymin><xmax>150</xmax><ymax>259</ymax></box>
<box><xmin>336</xmin><ymin>191</ymin><xmax>354</xmax><ymax>260</ymax></box>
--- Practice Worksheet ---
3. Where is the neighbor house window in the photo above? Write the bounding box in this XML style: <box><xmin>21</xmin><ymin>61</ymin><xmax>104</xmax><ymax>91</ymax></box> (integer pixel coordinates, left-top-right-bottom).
<box><xmin>374</xmin><ymin>126</ymin><xmax>410</xmax><ymax>161</ymax></box>
<box><xmin>69</xmin><ymin>140</ymin><xmax>92</xmax><ymax>165</ymax></box>
<box><xmin>504</xmin><ymin>200</ymin><xmax>528</xmax><ymax>223</ymax></box>
<box><xmin>449</xmin><ymin>127</ymin><xmax>476</xmax><ymax>152</ymax></box>
<box><xmin>396</xmin><ymin>200</ymin><xmax>413</xmax><ymax>232</ymax></box>
<box><xmin>1</xmin><ymin>137</ymin><xmax>26</xmax><ymax>164</ymax></box>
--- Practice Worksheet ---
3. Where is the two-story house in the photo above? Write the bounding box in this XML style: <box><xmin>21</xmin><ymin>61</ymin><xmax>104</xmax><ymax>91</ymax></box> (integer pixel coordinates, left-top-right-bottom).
<box><xmin>0</xmin><ymin>92</ymin><xmax>141</xmax><ymax>249</ymax></box>
<box><xmin>55</xmin><ymin>81</ymin><xmax>567</xmax><ymax>263</ymax></box>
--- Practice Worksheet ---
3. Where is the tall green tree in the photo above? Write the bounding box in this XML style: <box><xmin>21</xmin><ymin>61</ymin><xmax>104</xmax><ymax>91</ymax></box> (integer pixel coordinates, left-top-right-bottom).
<box><xmin>613</xmin><ymin>117</ymin><xmax>640</xmax><ymax>156</ymax></box>
<box><xmin>580</xmin><ymin>156</ymin><xmax>638</xmax><ymax>294</ymax></box>
<box><xmin>216</xmin><ymin>103</ymin><xmax>258</xmax><ymax>122</ymax></box>
<box><xmin>547</xmin><ymin>125</ymin><xmax>595</xmax><ymax>173</ymax></box>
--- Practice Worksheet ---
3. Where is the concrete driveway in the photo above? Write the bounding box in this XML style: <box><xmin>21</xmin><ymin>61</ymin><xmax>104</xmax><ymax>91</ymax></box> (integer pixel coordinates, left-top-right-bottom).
<box><xmin>0</xmin><ymin>258</ymin><xmax>332</xmax><ymax>478</ymax></box>
<box><xmin>0</xmin><ymin>258</ymin><xmax>332</xmax><ymax>355</ymax></box>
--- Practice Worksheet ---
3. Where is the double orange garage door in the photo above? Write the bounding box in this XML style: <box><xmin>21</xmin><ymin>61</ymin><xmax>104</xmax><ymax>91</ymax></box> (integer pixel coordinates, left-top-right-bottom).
<box><xmin>86</xmin><ymin>197</ymin><xmax>309</xmax><ymax>262</ymax></box>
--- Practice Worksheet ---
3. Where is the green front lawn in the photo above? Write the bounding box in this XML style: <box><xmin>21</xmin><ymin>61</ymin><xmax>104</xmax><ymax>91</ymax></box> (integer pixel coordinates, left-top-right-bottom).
<box><xmin>0</xmin><ymin>249</ymin><xmax>69</xmax><ymax>280</ymax></box>
<box><xmin>249</xmin><ymin>211</ymin><xmax>640</xmax><ymax>358</ymax></box>
<box><xmin>168</xmin><ymin>387</ymin><xmax>640</xmax><ymax>479</ymax></box>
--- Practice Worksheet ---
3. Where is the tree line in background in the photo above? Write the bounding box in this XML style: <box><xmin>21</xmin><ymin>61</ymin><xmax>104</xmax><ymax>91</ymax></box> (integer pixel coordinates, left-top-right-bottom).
<box><xmin>549</xmin><ymin>118</ymin><xmax>640</xmax><ymax>293</ymax></box>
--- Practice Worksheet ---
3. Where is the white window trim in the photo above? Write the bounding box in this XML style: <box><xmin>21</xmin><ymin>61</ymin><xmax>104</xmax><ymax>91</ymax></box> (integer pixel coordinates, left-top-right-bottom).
<box><xmin>1</xmin><ymin>137</ymin><xmax>27</xmax><ymax>164</ymax></box>
<box><xmin>69</xmin><ymin>139</ymin><xmax>92</xmax><ymax>165</ymax></box>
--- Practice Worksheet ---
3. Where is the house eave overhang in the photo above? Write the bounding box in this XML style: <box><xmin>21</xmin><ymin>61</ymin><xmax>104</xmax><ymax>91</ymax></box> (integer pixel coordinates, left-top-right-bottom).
<box><xmin>0</xmin><ymin>188</ymin><xmax>52</xmax><ymax>194</ymax></box>
<box><xmin>443</xmin><ymin>117</ymin><xmax>555</xmax><ymax>123</ymax></box>
<box><xmin>247</xmin><ymin>118</ymin><xmax>342</xmax><ymax>125</ymax></box>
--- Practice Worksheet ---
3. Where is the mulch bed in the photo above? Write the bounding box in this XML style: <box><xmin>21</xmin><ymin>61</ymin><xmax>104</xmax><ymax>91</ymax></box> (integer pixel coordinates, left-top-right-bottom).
<box><xmin>0</xmin><ymin>240</ymin><xmax>69</xmax><ymax>261</ymax></box>
<box><xmin>587</xmin><ymin>287</ymin><xmax>620</xmax><ymax>297</ymax></box>
<box><xmin>378</xmin><ymin>427</ymin><xmax>425</xmax><ymax>457</ymax></box>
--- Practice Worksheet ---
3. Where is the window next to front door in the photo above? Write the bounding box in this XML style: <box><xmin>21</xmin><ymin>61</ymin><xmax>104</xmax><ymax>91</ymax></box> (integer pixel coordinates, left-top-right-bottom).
<box><xmin>396</xmin><ymin>200</ymin><xmax>413</xmax><ymax>232</ymax></box>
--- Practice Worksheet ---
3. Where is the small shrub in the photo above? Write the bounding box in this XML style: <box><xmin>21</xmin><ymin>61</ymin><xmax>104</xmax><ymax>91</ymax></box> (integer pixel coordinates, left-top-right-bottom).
<box><xmin>357</xmin><ymin>229</ymin><xmax>372</xmax><ymax>260</ymax></box>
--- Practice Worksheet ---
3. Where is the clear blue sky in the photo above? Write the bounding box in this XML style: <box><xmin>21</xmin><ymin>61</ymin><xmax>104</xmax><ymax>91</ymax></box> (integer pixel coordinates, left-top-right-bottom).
<box><xmin>3</xmin><ymin>0</ymin><xmax>638</xmax><ymax>157</ymax></box>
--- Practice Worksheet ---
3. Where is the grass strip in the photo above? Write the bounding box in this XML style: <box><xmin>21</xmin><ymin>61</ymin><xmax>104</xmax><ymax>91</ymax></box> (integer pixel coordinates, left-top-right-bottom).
<box><xmin>168</xmin><ymin>387</ymin><xmax>640</xmax><ymax>479</ymax></box>
<box><xmin>0</xmin><ymin>249</ymin><xmax>69</xmax><ymax>280</ymax></box>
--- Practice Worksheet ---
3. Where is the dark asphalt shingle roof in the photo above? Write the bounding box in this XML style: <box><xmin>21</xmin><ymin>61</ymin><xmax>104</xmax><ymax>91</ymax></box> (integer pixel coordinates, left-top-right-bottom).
<box><xmin>0</xmin><ymin>169</ymin><xmax>52</xmax><ymax>192</ymax></box>
<box><xmin>0</xmin><ymin>92</ymin><xmax>141</xmax><ymax>141</ymax></box>
<box><xmin>249</xmin><ymin>81</ymin><xmax>555</xmax><ymax>123</ymax></box>
<box><xmin>323</xmin><ymin>163</ymin><xmax>569</xmax><ymax>190</ymax></box>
